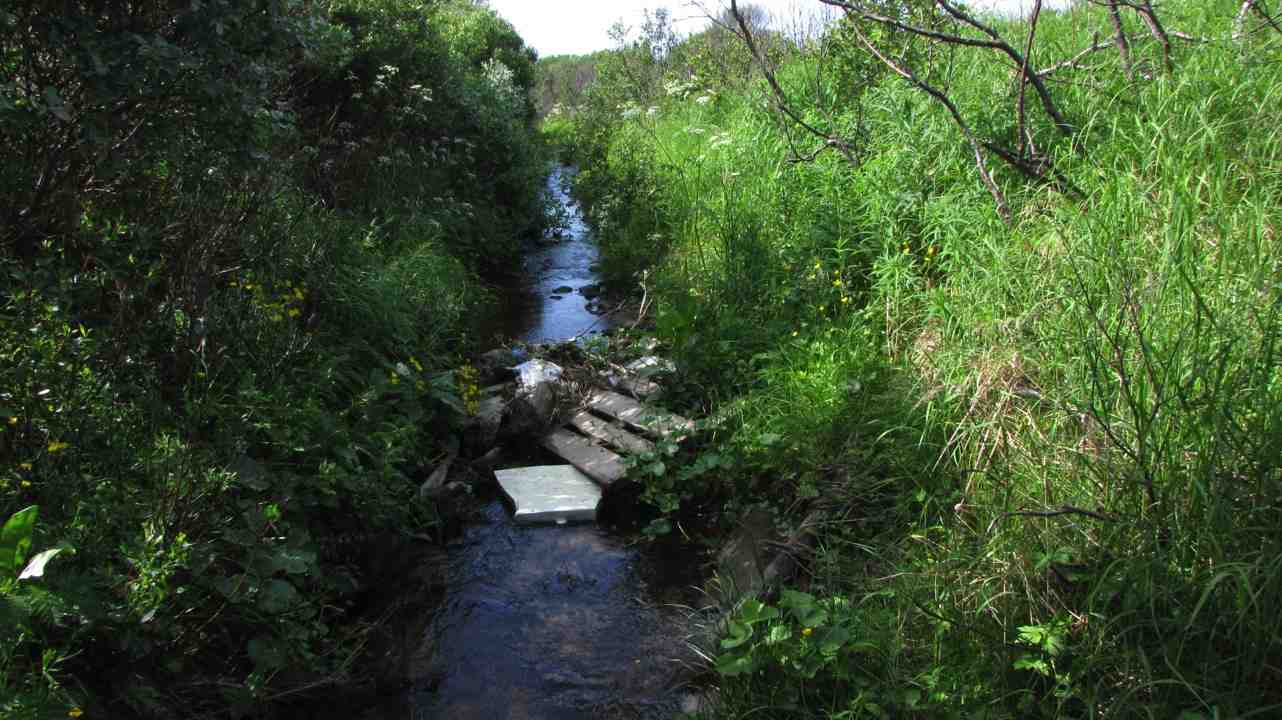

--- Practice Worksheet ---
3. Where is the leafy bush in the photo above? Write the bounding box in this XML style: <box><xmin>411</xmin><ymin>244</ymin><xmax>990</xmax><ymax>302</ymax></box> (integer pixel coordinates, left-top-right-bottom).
<box><xmin>1</xmin><ymin>0</ymin><xmax>544</xmax><ymax>716</ymax></box>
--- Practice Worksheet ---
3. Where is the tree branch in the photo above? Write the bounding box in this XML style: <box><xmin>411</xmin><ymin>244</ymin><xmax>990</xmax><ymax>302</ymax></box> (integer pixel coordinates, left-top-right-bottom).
<box><xmin>843</xmin><ymin>18</ymin><xmax>1011</xmax><ymax>223</ymax></box>
<box><xmin>728</xmin><ymin>0</ymin><xmax>860</xmax><ymax>164</ymax></box>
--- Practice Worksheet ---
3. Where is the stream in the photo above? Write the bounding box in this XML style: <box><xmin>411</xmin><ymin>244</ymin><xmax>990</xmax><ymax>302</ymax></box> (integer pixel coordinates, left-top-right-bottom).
<box><xmin>357</xmin><ymin>166</ymin><xmax>703</xmax><ymax>719</ymax></box>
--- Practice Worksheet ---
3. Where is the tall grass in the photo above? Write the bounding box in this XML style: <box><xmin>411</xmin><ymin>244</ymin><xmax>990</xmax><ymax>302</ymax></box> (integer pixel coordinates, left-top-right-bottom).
<box><xmin>571</xmin><ymin>0</ymin><xmax>1282</xmax><ymax>715</ymax></box>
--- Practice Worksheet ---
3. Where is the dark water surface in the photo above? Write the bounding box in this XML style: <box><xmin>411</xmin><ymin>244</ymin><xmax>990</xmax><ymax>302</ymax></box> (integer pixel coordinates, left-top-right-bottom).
<box><xmin>363</xmin><ymin>166</ymin><xmax>699</xmax><ymax>719</ymax></box>
<box><xmin>408</xmin><ymin>503</ymin><xmax>696</xmax><ymax>719</ymax></box>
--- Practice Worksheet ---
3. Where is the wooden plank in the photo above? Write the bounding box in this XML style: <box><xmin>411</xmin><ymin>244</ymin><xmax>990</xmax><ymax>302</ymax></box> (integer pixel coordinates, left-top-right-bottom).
<box><xmin>569</xmin><ymin>411</ymin><xmax>655</xmax><ymax>455</ymax></box>
<box><xmin>540</xmin><ymin>428</ymin><xmax>628</xmax><ymax>488</ymax></box>
<box><xmin>617</xmin><ymin>375</ymin><xmax>662</xmax><ymax>400</ymax></box>
<box><xmin>586</xmin><ymin>389</ymin><xmax>694</xmax><ymax>439</ymax></box>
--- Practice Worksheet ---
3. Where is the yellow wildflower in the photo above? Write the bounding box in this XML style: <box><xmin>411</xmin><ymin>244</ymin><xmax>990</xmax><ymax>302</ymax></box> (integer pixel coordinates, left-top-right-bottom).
<box><xmin>287</xmin><ymin>308</ymin><xmax>301</xmax><ymax>318</ymax></box>
<box><xmin>47</xmin><ymin>440</ymin><xmax>70</xmax><ymax>454</ymax></box>
<box><xmin>69</xmin><ymin>709</ymin><xmax>84</xmax><ymax>718</ymax></box>
<box><xmin>293</xmin><ymin>287</ymin><xmax>305</xmax><ymax>301</ymax></box>
<box><xmin>19</xmin><ymin>462</ymin><xmax>32</xmax><ymax>471</ymax></box>
<box><xmin>802</xmin><ymin>627</ymin><xmax>813</xmax><ymax>637</ymax></box>
<box><xmin>6</xmin><ymin>416</ymin><xmax>17</xmax><ymax>425</ymax></box>
<box><xmin>841</xmin><ymin>296</ymin><xmax>850</xmax><ymax>304</ymax></box>
<box><xmin>21</xmin><ymin>480</ymin><xmax>31</xmax><ymax>489</ymax></box>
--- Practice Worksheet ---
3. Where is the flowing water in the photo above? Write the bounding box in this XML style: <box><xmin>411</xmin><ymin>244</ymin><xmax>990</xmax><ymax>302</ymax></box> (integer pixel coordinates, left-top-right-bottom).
<box><xmin>487</xmin><ymin>164</ymin><xmax>618</xmax><ymax>345</ymax></box>
<box><xmin>355</xmin><ymin>166</ymin><xmax>702</xmax><ymax>719</ymax></box>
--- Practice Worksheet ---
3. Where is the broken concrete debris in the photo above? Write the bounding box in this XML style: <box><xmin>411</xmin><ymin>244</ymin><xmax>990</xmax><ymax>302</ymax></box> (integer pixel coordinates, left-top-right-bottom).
<box><xmin>495</xmin><ymin>465</ymin><xmax>602</xmax><ymax>525</ymax></box>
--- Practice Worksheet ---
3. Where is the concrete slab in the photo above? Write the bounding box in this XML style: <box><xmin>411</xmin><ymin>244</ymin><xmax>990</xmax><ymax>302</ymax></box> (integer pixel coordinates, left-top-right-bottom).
<box><xmin>541</xmin><ymin>428</ymin><xmax>628</xmax><ymax>487</ymax></box>
<box><xmin>569</xmin><ymin>411</ymin><xmax>655</xmax><ymax>455</ymax></box>
<box><xmin>495</xmin><ymin>465</ymin><xmax>601</xmax><ymax>525</ymax></box>
<box><xmin>586</xmin><ymin>390</ymin><xmax>694</xmax><ymax>439</ymax></box>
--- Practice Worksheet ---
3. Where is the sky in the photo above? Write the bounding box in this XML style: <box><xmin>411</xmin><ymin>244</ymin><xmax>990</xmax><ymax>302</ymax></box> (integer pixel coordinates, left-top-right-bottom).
<box><xmin>485</xmin><ymin>0</ymin><xmax>1074</xmax><ymax>58</ymax></box>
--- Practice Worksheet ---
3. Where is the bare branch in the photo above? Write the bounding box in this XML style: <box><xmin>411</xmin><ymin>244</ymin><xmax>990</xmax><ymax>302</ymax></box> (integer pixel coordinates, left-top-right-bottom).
<box><xmin>728</xmin><ymin>0</ymin><xmax>859</xmax><ymax>164</ymax></box>
<box><xmin>843</xmin><ymin>17</ymin><xmax>1011</xmax><ymax>223</ymax></box>
<box><xmin>1036</xmin><ymin>37</ymin><xmax>1116</xmax><ymax>78</ymax></box>
<box><xmin>1007</xmin><ymin>505</ymin><xmax>1118</xmax><ymax>522</ymax></box>
<box><xmin>818</xmin><ymin>0</ymin><xmax>1074</xmax><ymax>137</ymax></box>
<box><xmin>1104</xmin><ymin>0</ymin><xmax>1134</xmax><ymax>78</ymax></box>
<box><xmin>1016</xmin><ymin>0</ymin><xmax>1044</xmax><ymax>158</ymax></box>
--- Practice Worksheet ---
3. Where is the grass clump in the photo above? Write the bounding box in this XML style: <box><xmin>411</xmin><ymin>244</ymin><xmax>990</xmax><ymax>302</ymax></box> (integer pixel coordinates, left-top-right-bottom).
<box><xmin>561</xmin><ymin>1</ymin><xmax>1282</xmax><ymax>716</ymax></box>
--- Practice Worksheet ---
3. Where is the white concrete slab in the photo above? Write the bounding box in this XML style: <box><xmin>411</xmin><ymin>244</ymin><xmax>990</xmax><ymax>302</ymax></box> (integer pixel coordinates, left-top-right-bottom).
<box><xmin>495</xmin><ymin>465</ymin><xmax>601</xmax><ymax>525</ymax></box>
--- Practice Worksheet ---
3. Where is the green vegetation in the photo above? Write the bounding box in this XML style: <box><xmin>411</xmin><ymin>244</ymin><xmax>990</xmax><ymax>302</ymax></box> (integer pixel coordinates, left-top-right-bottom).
<box><xmin>1</xmin><ymin>0</ymin><xmax>544</xmax><ymax>716</ymax></box>
<box><xmin>561</xmin><ymin>1</ymin><xmax>1282</xmax><ymax>716</ymax></box>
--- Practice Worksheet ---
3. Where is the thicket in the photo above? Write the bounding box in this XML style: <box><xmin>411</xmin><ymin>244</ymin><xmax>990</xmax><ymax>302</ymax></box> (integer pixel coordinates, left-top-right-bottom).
<box><xmin>1</xmin><ymin>0</ymin><xmax>543</xmax><ymax>716</ymax></box>
<box><xmin>563</xmin><ymin>0</ymin><xmax>1282</xmax><ymax>717</ymax></box>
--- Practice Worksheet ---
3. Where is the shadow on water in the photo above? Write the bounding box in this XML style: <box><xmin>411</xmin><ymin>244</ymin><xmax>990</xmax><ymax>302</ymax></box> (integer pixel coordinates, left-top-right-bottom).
<box><xmin>348</xmin><ymin>166</ymin><xmax>706</xmax><ymax>719</ymax></box>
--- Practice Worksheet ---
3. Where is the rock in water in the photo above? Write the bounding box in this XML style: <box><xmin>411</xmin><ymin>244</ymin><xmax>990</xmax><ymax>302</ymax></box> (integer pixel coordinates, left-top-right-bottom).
<box><xmin>505</xmin><ymin>380</ymin><xmax>557</xmax><ymax>436</ymax></box>
<box><xmin>466</xmin><ymin>395</ymin><xmax>506</xmax><ymax>453</ymax></box>
<box><xmin>476</xmin><ymin>348</ymin><xmax>520</xmax><ymax>384</ymax></box>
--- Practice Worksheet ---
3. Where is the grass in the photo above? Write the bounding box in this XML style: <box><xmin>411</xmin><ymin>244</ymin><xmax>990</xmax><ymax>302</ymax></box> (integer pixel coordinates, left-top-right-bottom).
<box><xmin>565</xmin><ymin>1</ymin><xmax>1282</xmax><ymax>716</ymax></box>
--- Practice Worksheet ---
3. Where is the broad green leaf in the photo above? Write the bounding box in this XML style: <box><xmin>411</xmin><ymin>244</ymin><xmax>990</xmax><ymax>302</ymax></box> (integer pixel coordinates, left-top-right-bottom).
<box><xmin>0</xmin><ymin>506</ymin><xmax>38</xmax><ymax>575</ymax></box>
<box><xmin>1013</xmin><ymin>655</ymin><xmax>1050</xmax><ymax>676</ymax></box>
<box><xmin>720</xmin><ymin>620</ymin><xmax>752</xmax><ymax>649</ymax></box>
<box><xmin>901</xmin><ymin>688</ymin><xmax>922</xmax><ymax>708</ymax></box>
<box><xmin>19</xmin><ymin>545</ymin><xmax>72</xmax><ymax>580</ymax></box>
<box><xmin>817</xmin><ymin>626</ymin><xmax>851</xmax><ymax>655</ymax></box>
<box><xmin>642</xmin><ymin>518</ymin><xmax>672</xmax><ymax>537</ymax></box>
<box><xmin>780</xmin><ymin>589</ymin><xmax>815</xmax><ymax>612</ymax></box>
<box><xmin>737</xmin><ymin>599</ymin><xmax>779</xmax><ymax>624</ymax></box>
<box><xmin>766</xmin><ymin>624</ymin><xmax>792</xmax><ymax>645</ymax></box>
<box><xmin>714</xmin><ymin>652</ymin><xmax>757</xmax><ymax>676</ymax></box>
<box><xmin>248</xmin><ymin>635</ymin><xmax>287</xmax><ymax>670</ymax></box>
<box><xmin>269</xmin><ymin>548</ymin><xmax>316</xmax><ymax>575</ymax></box>
<box><xmin>258</xmin><ymin>578</ymin><xmax>300</xmax><ymax>614</ymax></box>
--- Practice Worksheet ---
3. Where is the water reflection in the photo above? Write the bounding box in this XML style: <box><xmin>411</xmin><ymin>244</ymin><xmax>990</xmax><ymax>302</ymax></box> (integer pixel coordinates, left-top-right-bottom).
<box><xmin>489</xmin><ymin>165</ymin><xmax>615</xmax><ymax>345</ymax></box>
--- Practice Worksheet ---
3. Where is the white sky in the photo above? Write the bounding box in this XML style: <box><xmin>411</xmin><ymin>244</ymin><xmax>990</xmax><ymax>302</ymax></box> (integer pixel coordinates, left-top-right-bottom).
<box><xmin>486</xmin><ymin>1</ymin><xmax>1073</xmax><ymax>58</ymax></box>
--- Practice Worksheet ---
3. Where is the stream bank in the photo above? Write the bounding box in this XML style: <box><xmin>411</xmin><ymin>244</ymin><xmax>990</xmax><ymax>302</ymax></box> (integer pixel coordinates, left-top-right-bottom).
<box><xmin>331</xmin><ymin>165</ymin><xmax>712</xmax><ymax>719</ymax></box>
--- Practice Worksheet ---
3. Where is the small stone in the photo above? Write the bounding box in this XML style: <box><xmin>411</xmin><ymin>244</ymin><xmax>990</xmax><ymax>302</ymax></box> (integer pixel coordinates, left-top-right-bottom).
<box><xmin>476</xmin><ymin>348</ymin><xmax>520</xmax><ymax>384</ymax></box>
<box><xmin>552</xmin><ymin>285</ymin><xmax>574</xmax><ymax>294</ymax></box>
<box><xmin>550</xmin><ymin>294</ymin><xmax>564</xmax><ymax>300</ymax></box>
<box><xmin>418</xmin><ymin>437</ymin><xmax>461</xmax><ymax>499</ymax></box>
<box><xmin>715</xmin><ymin>507</ymin><xmax>778</xmax><ymax>604</ymax></box>
<box><xmin>505</xmin><ymin>380</ymin><xmax>557</xmax><ymax>436</ymax></box>
<box><xmin>469</xmin><ymin>446</ymin><xmax>505</xmax><ymax>472</ymax></box>
<box><xmin>466</xmin><ymin>395</ymin><xmax>506</xmax><ymax>452</ymax></box>
<box><xmin>578</xmin><ymin>283</ymin><xmax>602</xmax><ymax>299</ymax></box>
